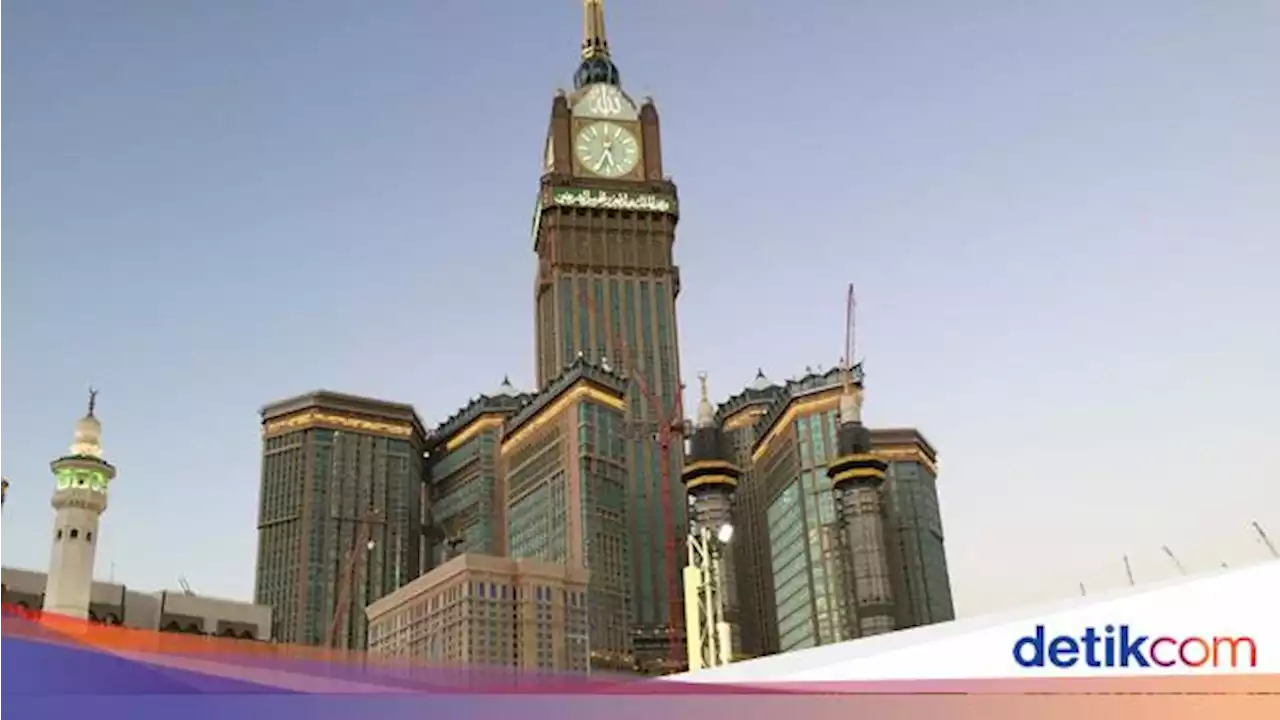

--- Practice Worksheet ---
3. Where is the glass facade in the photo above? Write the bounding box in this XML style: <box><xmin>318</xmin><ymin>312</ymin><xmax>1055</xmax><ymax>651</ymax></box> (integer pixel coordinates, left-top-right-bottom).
<box><xmin>760</xmin><ymin>401</ymin><xmax>852</xmax><ymax>652</ymax></box>
<box><xmin>507</xmin><ymin>472</ymin><xmax>569</xmax><ymax>562</ymax></box>
<box><xmin>428</xmin><ymin>430</ymin><xmax>503</xmax><ymax>566</ymax></box>
<box><xmin>536</xmin><ymin>261</ymin><xmax>684</xmax><ymax>643</ymax></box>
<box><xmin>577</xmin><ymin>400</ymin><xmax>630</xmax><ymax>657</ymax></box>
<box><xmin>256</xmin><ymin>422</ymin><xmax>423</xmax><ymax>649</ymax></box>
<box><xmin>882</xmin><ymin>461</ymin><xmax>955</xmax><ymax>627</ymax></box>
<box><xmin>503</xmin><ymin>386</ymin><xmax>632</xmax><ymax>666</ymax></box>
<box><xmin>768</xmin><ymin>481</ymin><xmax>812</xmax><ymax>651</ymax></box>
<box><xmin>794</xmin><ymin>408</ymin><xmax>850</xmax><ymax>644</ymax></box>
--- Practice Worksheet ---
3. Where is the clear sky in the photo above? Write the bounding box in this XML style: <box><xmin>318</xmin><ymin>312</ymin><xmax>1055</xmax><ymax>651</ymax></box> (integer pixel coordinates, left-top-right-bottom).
<box><xmin>3</xmin><ymin>0</ymin><xmax>1278</xmax><ymax>618</ymax></box>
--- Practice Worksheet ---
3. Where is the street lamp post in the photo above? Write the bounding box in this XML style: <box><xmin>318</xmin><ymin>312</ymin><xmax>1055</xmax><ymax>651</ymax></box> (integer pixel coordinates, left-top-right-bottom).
<box><xmin>683</xmin><ymin>522</ymin><xmax>734</xmax><ymax>672</ymax></box>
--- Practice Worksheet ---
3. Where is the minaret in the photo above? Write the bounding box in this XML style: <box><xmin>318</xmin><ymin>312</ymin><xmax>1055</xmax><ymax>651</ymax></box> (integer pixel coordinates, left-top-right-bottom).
<box><xmin>826</xmin><ymin>365</ymin><xmax>897</xmax><ymax>637</ymax></box>
<box><xmin>680</xmin><ymin>373</ymin><xmax>743</xmax><ymax>656</ymax></box>
<box><xmin>43</xmin><ymin>389</ymin><xmax>117</xmax><ymax>620</ymax></box>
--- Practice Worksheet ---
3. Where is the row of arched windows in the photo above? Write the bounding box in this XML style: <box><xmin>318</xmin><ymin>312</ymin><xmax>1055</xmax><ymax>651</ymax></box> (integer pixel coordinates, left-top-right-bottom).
<box><xmin>159</xmin><ymin>621</ymin><xmax>256</xmax><ymax>639</ymax></box>
<box><xmin>54</xmin><ymin>528</ymin><xmax>93</xmax><ymax>543</ymax></box>
<box><xmin>88</xmin><ymin>610</ymin><xmax>123</xmax><ymax>625</ymax></box>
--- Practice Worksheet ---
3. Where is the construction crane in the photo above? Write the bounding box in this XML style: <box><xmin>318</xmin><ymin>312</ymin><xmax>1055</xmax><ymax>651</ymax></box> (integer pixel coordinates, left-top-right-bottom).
<box><xmin>1123</xmin><ymin>554</ymin><xmax>1136</xmax><ymax>586</ymax></box>
<box><xmin>1253</xmin><ymin>521</ymin><xmax>1279</xmax><ymax>559</ymax></box>
<box><xmin>1162</xmin><ymin>545</ymin><xmax>1187</xmax><ymax>575</ymax></box>
<box><xmin>580</xmin><ymin>288</ymin><xmax>687</xmax><ymax>673</ymax></box>
<box><xmin>326</xmin><ymin>508</ymin><xmax>383</xmax><ymax>650</ymax></box>
<box><xmin>178</xmin><ymin>576</ymin><xmax>195</xmax><ymax>596</ymax></box>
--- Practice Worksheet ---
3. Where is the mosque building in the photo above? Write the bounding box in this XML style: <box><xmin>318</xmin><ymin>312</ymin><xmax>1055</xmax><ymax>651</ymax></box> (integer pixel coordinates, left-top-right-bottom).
<box><xmin>2</xmin><ymin>391</ymin><xmax>272</xmax><ymax>639</ymax></box>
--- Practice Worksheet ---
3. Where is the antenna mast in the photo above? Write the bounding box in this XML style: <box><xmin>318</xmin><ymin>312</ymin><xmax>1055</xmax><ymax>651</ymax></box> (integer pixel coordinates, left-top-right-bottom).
<box><xmin>843</xmin><ymin>284</ymin><xmax>856</xmax><ymax>393</ymax></box>
<box><xmin>1123</xmin><ymin>554</ymin><xmax>1135</xmax><ymax>586</ymax></box>
<box><xmin>1253</xmin><ymin>521</ymin><xmax>1279</xmax><ymax>559</ymax></box>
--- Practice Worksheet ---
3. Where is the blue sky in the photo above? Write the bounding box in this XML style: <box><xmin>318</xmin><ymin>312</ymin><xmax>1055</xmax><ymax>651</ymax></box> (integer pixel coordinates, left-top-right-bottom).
<box><xmin>3</xmin><ymin>0</ymin><xmax>1278</xmax><ymax>617</ymax></box>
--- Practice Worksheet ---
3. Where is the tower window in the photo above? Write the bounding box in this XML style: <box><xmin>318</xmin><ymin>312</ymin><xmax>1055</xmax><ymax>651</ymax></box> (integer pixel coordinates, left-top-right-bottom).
<box><xmin>56</xmin><ymin>529</ymin><xmax>63</xmax><ymax>540</ymax></box>
<box><xmin>86</xmin><ymin>532</ymin><xmax>93</xmax><ymax>542</ymax></box>
<box><xmin>70</xmin><ymin>529</ymin><xmax>79</xmax><ymax>539</ymax></box>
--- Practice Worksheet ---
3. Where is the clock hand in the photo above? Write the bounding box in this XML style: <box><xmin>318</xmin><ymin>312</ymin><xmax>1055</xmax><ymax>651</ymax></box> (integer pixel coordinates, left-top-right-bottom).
<box><xmin>596</xmin><ymin>148</ymin><xmax>614</xmax><ymax>171</ymax></box>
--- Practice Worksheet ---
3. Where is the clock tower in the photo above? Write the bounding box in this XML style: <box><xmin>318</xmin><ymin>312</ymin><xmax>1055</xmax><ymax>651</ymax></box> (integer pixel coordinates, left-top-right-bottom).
<box><xmin>531</xmin><ymin>0</ymin><xmax>686</xmax><ymax>669</ymax></box>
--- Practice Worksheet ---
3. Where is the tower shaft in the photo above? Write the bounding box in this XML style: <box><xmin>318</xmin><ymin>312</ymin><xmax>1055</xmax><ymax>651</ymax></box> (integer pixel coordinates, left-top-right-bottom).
<box><xmin>44</xmin><ymin>504</ymin><xmax>104</xmax><ymax>619</ymax></box>
<box><xmin>537</xmin><ymin>0</ymin><xmax>683</xmax><ymax>670</ymax></box>
<box><xmin>832</xmin><ymin>480</ymin><xmax>896</xmax><ymax>636</ymax></box>
<box><xmin>827</xmin><ymin>385</ymin><xmax>897</xmax><ymax>638</ymax></box>
<box><xmin>681</xmin><ymin>375</ymin><xmax>743</xmax><ymax>667</ymax></box>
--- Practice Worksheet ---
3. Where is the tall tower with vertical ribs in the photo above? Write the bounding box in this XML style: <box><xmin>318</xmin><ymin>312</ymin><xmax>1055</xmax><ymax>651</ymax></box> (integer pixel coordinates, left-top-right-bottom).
<box><xmin>44</xmin><ymin>390</ymin><xmax>117</xmax><ymax>620</ymax></box>
<box><xmin>681</xmin><ymin>373</ymin><xmax>743</xmax><ymax>658</ymax></box>
<box><xmin>826</xmin><ymin>370</ymin><xmax>898</xmax><ymax>637</ymax></box>
<box><xmin>532</xmin><ymin>1</ymin><xmax>686</xmax><ymax>663</ymax></box>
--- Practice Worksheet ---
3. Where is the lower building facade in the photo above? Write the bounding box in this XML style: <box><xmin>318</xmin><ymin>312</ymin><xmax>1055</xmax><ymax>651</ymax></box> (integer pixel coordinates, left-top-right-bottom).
<box><xmin>366</xmin><ymin>553</ymin><xmax>588</xmax><ymax>672</ymax></box>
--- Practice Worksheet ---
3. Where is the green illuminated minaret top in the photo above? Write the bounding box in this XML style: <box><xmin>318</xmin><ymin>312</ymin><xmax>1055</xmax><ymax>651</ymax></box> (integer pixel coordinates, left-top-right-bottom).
<box><xmin>51</xmin><ymin>388</ymin><xmax>117</xmax><ymax>497</ymax></box>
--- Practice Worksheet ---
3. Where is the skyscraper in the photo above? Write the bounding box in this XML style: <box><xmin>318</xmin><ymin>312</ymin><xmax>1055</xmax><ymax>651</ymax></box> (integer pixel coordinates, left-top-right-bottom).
<box><xmin>498</xmin><ymin>357</ymin><xmax>632</xmax><ymax>669</ymax></box>
<box><xmin>385</xmin><ymin>358</ymin><xmax>633</xmax><ymax>672</ymax></box>
<box><xmin>871</xmin><ymin>428</ymin><xmax>953</xmax><ymax>629</ymax></box>
<box><xmin>717</xmin><ymin>370</ymin><xmax>786</xmax><ymax>657</ymax></box>
<box><xmin>532</xmin><ymin>0</ymin><xmax>686</xmax><ymax>667</ymax></box>
<box><xmin>255</xmin><ymin>391</ymin><xmax>428</xmax><ymax>649</ymax></box>
<box><xmin>716</xmin><ymin>367</ymin><xmax>955</xmax><ymax>656</ymax></box>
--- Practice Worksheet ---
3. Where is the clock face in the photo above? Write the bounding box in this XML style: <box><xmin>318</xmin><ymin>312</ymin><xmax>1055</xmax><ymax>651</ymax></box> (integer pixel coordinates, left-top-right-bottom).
<box><xmin>575</xmin><ymin>121</ymin><xmax>640</xmax><ymax>178</ymax></box>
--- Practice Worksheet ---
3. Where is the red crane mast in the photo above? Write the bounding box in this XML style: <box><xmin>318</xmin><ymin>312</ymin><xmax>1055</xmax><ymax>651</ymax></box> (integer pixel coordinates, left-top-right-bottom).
<box><xmin>326</xmin><ymin>508</ymin><xmax>382</xmax><ymax>649</ymax></box>
<box><xmin>579</xmin><ymin>288</ymin><xmax>687</xmax><ymax>673</ymax></box>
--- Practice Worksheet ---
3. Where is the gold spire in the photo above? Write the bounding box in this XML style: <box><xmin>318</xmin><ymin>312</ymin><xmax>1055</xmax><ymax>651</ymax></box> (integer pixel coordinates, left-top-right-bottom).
<box><xmin>582</xmin><ymin>0</ymin><xmax>611</xmax><ymax>59</ymax></box>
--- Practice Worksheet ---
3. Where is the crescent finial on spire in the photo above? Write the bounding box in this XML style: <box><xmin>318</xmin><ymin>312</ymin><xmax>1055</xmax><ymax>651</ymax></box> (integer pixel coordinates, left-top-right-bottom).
<box><xmin>88</xmin><ymin>387</ymin><xmax>99</xmax><ymax>417</ymax></box>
